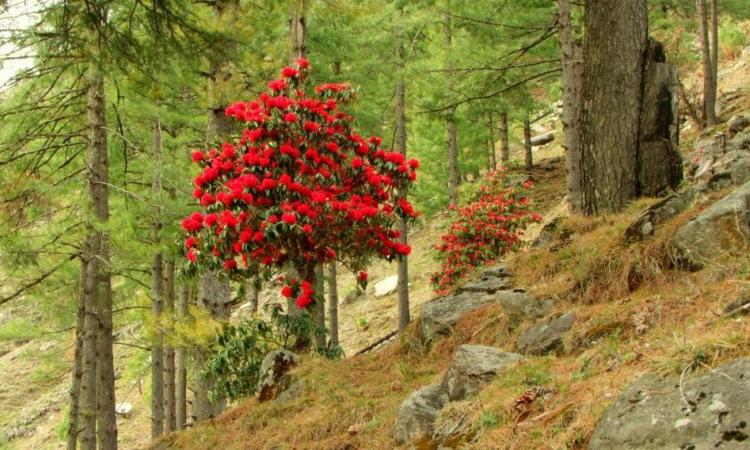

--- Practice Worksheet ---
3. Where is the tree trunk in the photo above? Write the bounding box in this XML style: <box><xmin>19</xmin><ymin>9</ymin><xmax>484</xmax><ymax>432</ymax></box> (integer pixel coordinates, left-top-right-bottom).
<box><xmin>500</xmin><ymin>112</ymin><xmax>510</xmax><ymax>164</ymax></box>
<box><xmin>86</xmin><ymin>38</ymin><xmax>117</xmax><ymax>449</ymax></box>
<box><xmin>67</xmin><ymin>262</ymin><xmax>87</xmax><ymax>450</ymax></box>
<box><xmin>444</xmin><ymin>5</ymin><xmax>459</xmax><ymax>207</ymax></box>
<box><xmin>696</xmin><ymin>0</ymin><xmax>716</xmax><ymax>126</ymax></box>
<box><xmin>289</xmin><ymin>0</ymin><xmax>307</xmax><ymax>64</ymax></box>
<box><xmin>558</xmin><ymin>0</ymin><xmax>584</xmax><ymax>212</ymax></box>
<box><xmin>579</xmin><ymin>0</ymin><xmax>648</xmax><ymax>214</ymax></box>
<box><xmin>524</xmin><ymin>118</ymin><xmax>533</xmax><ymax>170</ymax></box>
<box><xmin>245</xmin><ymin>279</ymin><xmax>259</xmax><ymax>313</ymax></box>
<box><xmin>313</xmin><ymin>265</ymin><xmax>326</xmax><ymax>349</ymax></box>
<box><xmin>78</xmin><ymin>236</ymin><xmax>97</xmax><ymax>450</ymax></box>
<box><xmin>150</xmin><ymin>121</ymin><xmax>165</xmax><ymax>439</ymax></box>
<box><xmin>709</xmin><ymin>0</ymin><xmax>718</xmax><ymax>122</ymax></box>
<box><xmin>327</xmin><ymin>264</ymin><xmax>339</xmax><ymax>348</ymax></box>
<box><xmin>486</xmin><ymin>113</ymin><xmax>496</xmax><ymax>171</ymax></box>
<box><xmin>394</xmin><ymin>6</ymin><xmax>410</xmax><ymax>330</ymax></box>
<box><xmin>163</xmin><ymin>258</ymin><xmax>176</xmax><ymax>432</ymax></box>
<box><xmin>175</xmin><ymin>282</ymin><xmax>188</xmax><ymax>430</ymax></box>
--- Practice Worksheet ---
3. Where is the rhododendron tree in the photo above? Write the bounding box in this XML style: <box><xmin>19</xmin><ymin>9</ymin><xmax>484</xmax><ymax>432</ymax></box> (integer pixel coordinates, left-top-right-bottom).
<box><xmin>181</xmin><ymin>58</ymin><xmax>418</xmax><ymax>311</ymax></box>
<box><xmin>431</xmin><ymin>170</ymin><xmax>542</xmax><ymax>292</ymax></box>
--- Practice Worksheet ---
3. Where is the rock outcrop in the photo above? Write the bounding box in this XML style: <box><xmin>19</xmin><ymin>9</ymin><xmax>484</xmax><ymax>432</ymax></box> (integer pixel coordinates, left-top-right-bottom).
<box><xmin>393</xmin><ymin>384</ymin><xmax>449</xmax><ymax>444</ymax></box>
<box><xmin>516</xmin><ymin>312</ymin><xmax>575</xmax><ymax>355</ymax></box>
<box><xmin>257</xmin><ymin>350</ymin><xmax>300</xmax><ymax>402</ymax></box>
<box><xmin>590</xmin><ymin>358</ymin><xmax>750</xmax><ymax>450</ymax></box>
<box><xmin>442</xmin><ymin>345</ymin><xmax>522</xmax><ymax>401</ymax></box>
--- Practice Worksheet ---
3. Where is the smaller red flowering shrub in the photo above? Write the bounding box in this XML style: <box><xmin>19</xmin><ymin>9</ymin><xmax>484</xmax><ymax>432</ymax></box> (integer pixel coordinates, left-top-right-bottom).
<box><xmin>430</xmin><ymin>170</ymin><xmax>542</xmax><ymax>292</ymax></box>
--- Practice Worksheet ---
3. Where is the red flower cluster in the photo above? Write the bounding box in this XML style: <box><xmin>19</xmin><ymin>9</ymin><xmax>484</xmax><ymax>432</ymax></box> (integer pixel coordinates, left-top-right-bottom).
<box><xmin>182</xmin><ymin>59</ymin><xmax>419</xmax><ymax>308</ymax></box>
<box><xmin>430</xmin><ymin>170</ymin><xmax>541</xmax><ymax>292</ymax></box>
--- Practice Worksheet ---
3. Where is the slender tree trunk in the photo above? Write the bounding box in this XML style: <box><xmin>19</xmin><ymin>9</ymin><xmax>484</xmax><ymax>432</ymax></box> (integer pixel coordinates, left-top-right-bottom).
<box><xmin>150</xmin><ymin>121</ymin><xmax>165</xmax><ymax>439</ymax></box>
<box><xmin>163</xmin><ymin>258</ymin><xmax>176</xmax><ymax>432</ymax></box>
<box><xmin>500</xmin><ymin>112</ymin><xmax>510</xmax><ymax>164</ymax></box>
<box><xmin>289</xmin><ymin>0</ymin><xmax>307</xmax><ymax>64</ymax></box>
<box><xmin>67</xmin><ymin>262</ymin><xmax>87</xmax><ymax>450</ymax></box>
<box><xmin>558</xmin><ymin>0</ymin><xmax>584</xmax><ymax>212</ymax></box>
<box><xmin>579</xmin><ymin>0</ymin><xmax>648</xmax><ymax>214</ymax></box>
<box><xmin>486</xmin><ymin>113</ymin><xmax>496</xmax><ymax>171</ymax></box>
<box><xmin>709</xmin><ymin>0</ymin><xmax>718</xmax><ymax>121</ymax></box>
<box><xmin>327</xmin><ymin>264</ymin><xmax>339</xmax><ymax>348</ymax></box>
<box><xmin>313</xmin><ymin>265</ymin><xmax>326</xmax><ymax>349</ymax></box>
<box><xmin>79</xmin><ymin>236</ymin><xmax>97</xmax><ymax>450</ymax></box>
<box><xmin>394</xmin><ymin>6</ymin><xmax>410</xmax><ymax>330</ymax></box>
<box><xmin>696</xmin><ymin>0</ymin><xmax>716</xmax><ymax>126</ymax></box>
<box><xmin>245</xmin><ymin>279</ymin><xmax>259</xmax><ymax>313</ymax></box>
<box><xmin>524</xmin><ymin>118</ymin><xmax>533</xmax><ymax>170</ymax></box>
<box><xmin>175</xmin><ymin>282</ymin><xmax>188</xmax><ymax>430</ymax></box>
<box><xmin>444</xmin><ymin>5</ymin><xmax>459</xmax><ymax>206</ymax></box>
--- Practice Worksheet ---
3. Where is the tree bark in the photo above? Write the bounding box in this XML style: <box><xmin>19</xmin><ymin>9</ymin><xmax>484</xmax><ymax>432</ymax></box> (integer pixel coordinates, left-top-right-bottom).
<box><xmin>78</xmin><ymin>235</ymin><xmax>97</xmax><ymax>450</ymax></box>
<box><xmin>696</xmin><ymin>0</ymin><xmax>716</xmax><ymax>126</ymax></box>
<box><xmin>486</xmin><ymin>113</ymin><xmax>496</xmax><ymax>171</ymax></box>
<box><xmin>444</xmin><ymin>5</ymin><xmax>459</xmax><ymax>207</ymax></box>
<box><xmin>500</xmin><ymin>112</ymin><xmax>510</xmax><ymax>164</ymax></box>
<box><xmin>175</xmin><ymin>282</ymin><xmax>188</xmax><ymax>430</ymax></box>
<box><xmin>558</xmin><ymin>0</ymin><xmax>584</xmax><ymax>212</ymax></box>
<box><xmin>163</xmin><ymin>258</ymin><xmax>176</xmax><ymax>432</ymax></box>
<box><xmin>67</xmin><ymin>261</ymin><xmax>87</xmax><ymax>450</ymax></box>
<box><xmin>289</xmin><ymin>0</ymin><xmax>307</xmax><ymax>64</ymax></box>
<box><xmin>710</xmin><ymin>0</ymin><xmax>718</xmax><ymax>121</ymax></box>
<box><xmin>150</xmin><ymin>121</ymin><xmax>165</xmax><ymax>439</ymax></box>
<box><xmin>327</xmin><ymin>264</ymin><xmax>339</xmax><ymax>348</ymax></box>
<box><xmin>524</xmin><ymin>118</ymin><xmax>533</xmax><ymax>170</ymax></box>
<box><xmin>394</xmin><ymin>6</ymin><xmax>410</xmax><ymax>330</ymax></box>
<box><xmin>579</xmin><ymin>0</ymin><xmax>648</xmax><ymax>214</ymax></box>
<box><xmin>313</xmin><ymin>264</ymin><xmax>326</xmax><ymax>349</ymax></box>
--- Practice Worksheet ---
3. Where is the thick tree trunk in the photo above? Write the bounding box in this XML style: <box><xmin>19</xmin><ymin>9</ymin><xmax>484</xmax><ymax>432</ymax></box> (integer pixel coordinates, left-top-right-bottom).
<box><xmin>78</xmin><ymin>236</ymin><xmax>97</xmax><ymax>450</ymax></box>
<box><xmin>524</xmin><ymin>118</ymin><xmax>533</xmax><ymax>170</ymax></box>
<box><xmin>175</xmin><ymin>282</ymin><xmax>188</xmax><ymax>430</ymax></box>
<box><xmin>67</xmin><ymin>262</ymin><xmax>87</xmax><ymax>450</ymax></box>
<box><xmin>313</xmin><ymin>265</ymin><xmax>326</xmax><ymax>349</ymax></box>
<box><xmin>579</xmin><ymin>0</ymin><xmax>648</xmax><ymax>214</ymax></box>
<box><xmin>444</xmin><ymin>6</ymin><xmax>459</xmax><ymax>206</ymax></box>
<box><xmin>87</xmin><ymin>45</ymin><xmax>117</xmax><ymax>450</ymax></box>
<box><xmin>394</xmin><ymin>9</ymin><xmax>410</xmax><ymax>330</ymax></box>
<box><xmin>163</xmin><ymin>258</ymin><xmax>176</xmax><ymax>432</ymax></box>
<box><xmin>327</xmin><ymin>264</ymin><xmax>339</xmax><ymax>348</ymax></box>
<box><xmin>500</xmin><ymin>112</ymin><xmax>510</xmax><ymax>164</ymax></box>
<box><xmin>696</xmin><ymin>0</ymin><xmax>716</xmax><ymax>126</ymax></box>
<box><xmin>150</xmin><ymin>121</ymin><xmax>165</xmax><ymax>439</ymax></box>
<box><xmin>558</xmin><ymin>0</ymin><xmax>584</xmax><ymax>212</ymax></box>
<box><xmin>486</xmin><ymin>113</ymin><xmax>496</xmax><ymax>171</ymax></box>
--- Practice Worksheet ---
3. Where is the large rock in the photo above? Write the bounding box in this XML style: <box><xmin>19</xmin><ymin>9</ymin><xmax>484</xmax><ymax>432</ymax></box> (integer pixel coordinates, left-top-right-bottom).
<box><xmin>674</xmin><ymin>181</ymin><xmax>750</xmax><ymax>267</ymax></box>
<box><xmin>728</xmin><ymin>114</ymin><xmax>749</xmax><ymax>135</ymax></box>
<box><xmin>257</xmin><ymin>349</ymin><xmax>300</xmax><ymax>402</ymax></box>
<box><xmin>393</xmin><ymin>384</ymin><xmax>449</xmax><ymax>444</ymax></box>
<box><xmin>625</xmin><ymin>184</ymin><xmax>708</xmax><ymax>241</ymax></box>
<box><xmin>420</xmin><ymin>292</ymin><xmax>499</xmax><ymax>342</ymax></box>
<box><xmin>497</xmin><ymin>289</ymin><xmax>553</xmax><ymax>329</ymax></box>
<box><xmin>516</xmin><ymin>312</ymin><xmax>575</xmax><ymax>355</ymax></box>
<box><xmin>373</xmin><ymin>275</ymin><xmax>398</xmax><ymax>297</ymax></box>
<box><xmin>590</xmin><ymin>358</ymin><xmax>750</xmax><ymax>450</ymax></box>
<box><xmin>456</xmin><ymin>265</ymin><xmax>512</xmax><ymax>294</ymax></box>
<box><xmin>441</xmin><ymin>345</ymin><xmax>522</xmax><ymax>401</ymax></box>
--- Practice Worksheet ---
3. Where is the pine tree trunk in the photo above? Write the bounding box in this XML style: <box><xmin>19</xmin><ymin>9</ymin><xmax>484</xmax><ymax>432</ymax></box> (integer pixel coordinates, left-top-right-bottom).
<box><xmin>500</xmin><ymin>112</ymin><xmax>510</xmax><ymax>164</ymax></box>
<box><xmin>327</xmin><ymin>264</ymin><xmax>339</xmax><ymax>348</ymax></box>
<box><xmin>163</xmin><ymin>258</ymin><xmax>176</xmax><ymax>432</ymax></box>
<box><xmin>579</xmin><ymin>0</ymin><xmax>648</xmax><ymax>214</ymax></box>
<box><xmin>245</xmin><ymin>279</ymin><xmax>259</xmax><ymax>313</ymax></box>
<box><xmin>558</xmin><ymin>0</ymin><xmax>584</xmax><ymax>212</ymax></box>
<box><xmin>696</xmin><ymin>0</ymin><xmax>716</xmax><ymax>126</ymax></box>
<box><xmin>524</xmin><ymin>118</ymin><xmax>533</xmax><ymax>169</ymax></box>
<box><xmin>313</xmin><ymin>265</ymin><xmax>326</xmax><ymax>349</ymax></box>
<box><xmin>78</xmin><ymin>237</ymin><xmax>97</xmax><ymax>450</ymax></box>
<box><xmin>709</xmin><ymin>0</ymin><xmax>718</xmax><ymax>122</ymax></box>
<box><xmin>444</xmin><ymin>7</ymin><xmax>459</xmax><ymax>207</ymax></box>
<box><xmin>87</xmin><ymin>40</ymin><xmax>117</xmax><ymax>449</ymax></box>
<box><xmin>150</xmin><ymin>121</ymin><xmax>165</xmax><ymax>439</ymax></box>
<box><xmin>486</xmin><ymin>113</ymin><xmax>496</xmax><ymax>171</ymax></box>
<box><xmin>67</xmin><ymin>262</ymin><xmax>87</xmax><ymax>450</ymax></box>
<box><xmin>175</xmin><ymin>282</ymin><xmax>188</xmax><ymax>430</ymax></box>
<box><xmin>394</xmin><ymin>8</ymin><xmax>410</xmax><ymax>330</ymax></box>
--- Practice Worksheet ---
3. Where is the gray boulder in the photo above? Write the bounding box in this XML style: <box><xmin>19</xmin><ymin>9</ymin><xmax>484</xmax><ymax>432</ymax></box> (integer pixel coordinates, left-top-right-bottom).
<box><xmin>516</xmin><ymin>312</ymin><xmax>575</xmax><ymax>355</ymax></box>
<box><xmin>590</xmin><ymin>358</ymin><xmax>750</xmax><ymax>450</ymax></box>
<box><xmin>728</xmin><ymin>114</ymin><xmax>749</xmax><ymax>135</ymax></box>
<box><xmin>456</xmin><ymin>265</ymin><xmax>512</xmax><ymax>294</ymax></box>
<box><xmin>625</xmin><ymin>184</ymin><xmax>708</xmax><ymax>242</ymax></box>
<box><xmin>420</xmin><ymin>292</ymin><xmax>498</xmax><ymax>342</ymax></box>
<box><xmin>393</xmin><ymin>384</ymin><xmax>449</xmax><ymax>444</ymax></box>
<box><xmin>274</xmin><ymin>379</ymin><xmax>305</xmax><ymax>403</ymax></box>
<box><xmin>441</xmin><ymin>345</ymin><xmax>522</xmax><ymax>401</ymax></box>
<box><xmin>674</xmin><ymin>181</ymin><xmax>750</xmax><ymax>267</ymax></box>
<box><xmin>728</xmin><ymin>131</ymin><xmax>750</xmax><ymax>151</ymax></box>
<box><xmin>497</xmin><ymin>290</ymin><xmax>553</xmax><ymax>329</ymax></box>
<box><xmin>257</xmin><ymin>349</ymin><xmax>299</xmax><ymax>402</ymax></box>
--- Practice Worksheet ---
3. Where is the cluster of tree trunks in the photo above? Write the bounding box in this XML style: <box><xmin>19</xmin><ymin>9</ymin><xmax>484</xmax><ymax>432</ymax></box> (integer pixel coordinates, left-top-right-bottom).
<box><xmin>560</xmin><ymin>0</ymin><xmax>682</xmax><ymax>215</ymax></box>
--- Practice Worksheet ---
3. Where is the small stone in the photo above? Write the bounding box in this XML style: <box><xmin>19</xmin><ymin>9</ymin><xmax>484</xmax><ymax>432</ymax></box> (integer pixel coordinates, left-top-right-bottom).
<box><xmin>347</xmin><ymin>423</ymin><xmax>364</xmax><ymax>435</ymax></box>
<box><xmin>674</xmin><ymin>418</ymin><xmax>692</xmax><ymax>429</ymax></box>
<box><xmin>374</xmin><ymin>275</ymin><xmax>398</xmax><ymax>297</ymax></box>
<box><xmin>115</xmin><ymin>402</ymin><xmax>134</xmax><ymax>418</ymax></box>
